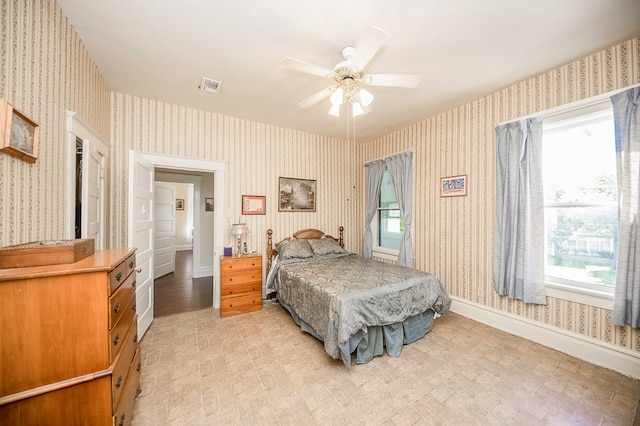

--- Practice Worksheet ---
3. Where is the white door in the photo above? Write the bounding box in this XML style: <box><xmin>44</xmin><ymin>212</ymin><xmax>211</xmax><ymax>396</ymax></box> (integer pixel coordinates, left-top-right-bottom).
<box><xmin>81</xmin><ymin>140</ymin><xmax>105</xmax><ymax>249</ymax></box>
<box><xmin>128</xmin><ymin>152</ymin><xmax>154</xmax><ymax>339</ymax></box>
<box><xmin>154</xmin><ymin>182</ymin><xmax>176</xmax><ymax>279</ymax></box>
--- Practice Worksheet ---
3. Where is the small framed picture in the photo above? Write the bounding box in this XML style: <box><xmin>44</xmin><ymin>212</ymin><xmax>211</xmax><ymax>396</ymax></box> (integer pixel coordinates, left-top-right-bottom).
<box><xmin>278</xmin><ymin>177</ymin><xmax>316</xmax><ymax>212</ymax></box>
<box><xmin>0</xmin><ymin>99</ymin><xmax>39</xmax><ymax>163</ymax></box>
<box><xmin>242</xmin><ymin>195</ymin><xmax>265</xmax><ymax>215</ymax></box>
<box><xmin>441</xmin><ymin>174</ymin><xmax>467</xmax><ymax>197</ymax></box>
<box><xmin>176</xmin><ymin>199</ymin><xmax>185</xmax><ymax>210</ymax></box>
<box><xmin>205</xmin><ymin>197</ymin><xmax>214</xmax><ymax>212</ymax></box>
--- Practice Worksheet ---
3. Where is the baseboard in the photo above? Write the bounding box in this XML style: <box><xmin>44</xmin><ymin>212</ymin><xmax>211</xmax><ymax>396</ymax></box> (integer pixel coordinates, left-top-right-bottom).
<box><xmin>450</xmin><ymin>296</ymin><xmax>640</xmax><ymax>379</ymax></box>
<box><xmin>194</xmin><ymin>266</ymin><xmax>213</xmax><ymax>278</ymax></box>
<box><xmin>175</xmin><ymin>245</ymin><xmax>193</xmax><ymax>251</ymax></box>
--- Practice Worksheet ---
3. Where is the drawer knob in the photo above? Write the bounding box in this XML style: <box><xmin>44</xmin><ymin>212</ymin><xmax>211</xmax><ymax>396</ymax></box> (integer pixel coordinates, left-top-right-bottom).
<box><xmin>113</xmin><ymin>333</ymin><xmax>120</xmax><ymax>346</ymax></box>
<box><xmin>229</xmin><ymin>290</ymin><xmax>233</xmax><ymax>294</ymax></box>
<box><xmin>115</xmin><ymin>375</ymin><xmax>123</xmax><ymax>388</ymax></box>
<box><xmin>118</xmin><ymin>414</ymin><xmax>125</xmax><ymax>426</ymax></box>
<box><xmin>116</xmin><ymin>272</ymin><xmax>123</xmax><ymax>282</ymax></box>
<box><xmin>137</xmin><ymin>362</ymin><xmax>141</xmax><ymax>373</ymax></box>
<box><xmin>113</xmin><ymin>303</ymin><xmax>120</xmax><ymax>313</ymax></box>
<box><xmin>251</xmin><ymin>262</ymin><xmax>255</xmax><ymax>266</ymax></box>
<box><xmin>135</xmin><ymin>267</ymin><xmax>142</xmax><ymax>273</ymax></box>
<box><xmin>132</xmin><ymin>279</ymin><xmax>137</xmax><ymax>288</ymax></box>
<box><xmin>251</xmin><ymin>275</ymin><xmax>255</xmax><ymax>278</ymax></box>
<box><xmin>129</xmin><ymin>260</ymin><xmax>135</xmax><ymax>268</ymax></box>
<box><xmin>134</xmin><ymin>334</ymin><xmax>138</xmax><ymax>343</ymax></box>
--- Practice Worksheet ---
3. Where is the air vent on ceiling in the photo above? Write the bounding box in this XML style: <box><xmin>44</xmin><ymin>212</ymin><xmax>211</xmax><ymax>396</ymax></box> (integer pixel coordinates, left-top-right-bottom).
<box><xmin>199</xmin><ymin>77</ymin><xmax>221</xmax><ymax>94</ymax></box>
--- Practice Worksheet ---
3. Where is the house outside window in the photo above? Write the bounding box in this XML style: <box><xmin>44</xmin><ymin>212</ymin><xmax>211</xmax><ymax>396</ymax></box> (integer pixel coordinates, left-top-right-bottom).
<box><xmin>542</xmin><ymin>102</ymin><xmax>617</xmax><ymax>304</ymax></box>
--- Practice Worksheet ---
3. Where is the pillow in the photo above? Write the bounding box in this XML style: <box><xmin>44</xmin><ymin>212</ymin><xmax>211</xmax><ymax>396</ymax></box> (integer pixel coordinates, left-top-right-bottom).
<box><xmin>308</xmin><ymin>238</ymin><xmax>346</xmax><ymax>256</ymax></box>
<box><xmin>277</xmin><ymin>238</ymin><xmax>314</xmax><ymax>259</ymax></box>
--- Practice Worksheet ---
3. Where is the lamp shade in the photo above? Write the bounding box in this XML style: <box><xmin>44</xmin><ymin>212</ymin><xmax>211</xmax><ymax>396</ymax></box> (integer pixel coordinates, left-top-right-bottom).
<box><xmin>359</xmin><ymin>88</ymin><xmax>374</xmax><ymax>106</ymax></box>
<box><xmin>330</xmin><ymin>87</ymin><xmax>344</xmax><ymax>106</ymax></box>
<box><xmin>328</xmin><ymin>104</ymin><xmax>341</xmax><ymax>117</ymax></box>
<box><xmin>352</xmin><ymin>102</ymin><xmax>364</xmax><ymax>117</ymax></box>
<box><xmin>230</xmin><ymin>223</ymin><xmax>249</xmax><ymax>235</ymax></box>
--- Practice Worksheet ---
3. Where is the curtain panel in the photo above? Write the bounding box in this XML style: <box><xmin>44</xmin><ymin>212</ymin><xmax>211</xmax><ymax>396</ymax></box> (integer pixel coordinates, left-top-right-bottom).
<box><xmin>611</xmin><ymin>87</ymin><xmax>640</xmax><ymax>328</ymax></box>
<box><xmin>493</xmin><ymin>118</ymin><xmax>547</xmax><ymax>304</ymax></box>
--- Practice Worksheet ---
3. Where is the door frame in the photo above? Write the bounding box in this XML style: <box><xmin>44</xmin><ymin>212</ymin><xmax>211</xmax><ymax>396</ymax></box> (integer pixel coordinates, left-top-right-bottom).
<box><xmin>127</xmin><ymin>151</ymin><xmax>225</xmax><ymax>309</ymax></box>
<box><xmin>65</xmin><ymin>111</ymin><xmax>109</xmax><ymax>248</ymax></box>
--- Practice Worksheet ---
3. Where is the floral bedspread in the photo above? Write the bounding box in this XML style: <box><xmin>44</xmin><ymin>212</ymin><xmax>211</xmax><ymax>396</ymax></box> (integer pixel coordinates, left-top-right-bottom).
<box><xmin>270</xmin><ymin>253</ymin><xmax>451</xmax><ymax>360</ymax></box>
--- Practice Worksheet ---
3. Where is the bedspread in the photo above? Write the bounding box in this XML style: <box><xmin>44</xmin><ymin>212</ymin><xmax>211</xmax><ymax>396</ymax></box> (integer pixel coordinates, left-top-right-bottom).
<box><xmin>271</xmin><ymin>254</ymin><xmax>451</xmax><ymax>363</ymax></box>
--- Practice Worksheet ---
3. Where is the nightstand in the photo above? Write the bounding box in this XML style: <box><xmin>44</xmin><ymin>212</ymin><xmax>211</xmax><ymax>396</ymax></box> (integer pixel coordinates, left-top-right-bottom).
<box><xmin>219</xmin><ymin>253</ymin><xmax>262</xmax><ymax>317</ymax></box>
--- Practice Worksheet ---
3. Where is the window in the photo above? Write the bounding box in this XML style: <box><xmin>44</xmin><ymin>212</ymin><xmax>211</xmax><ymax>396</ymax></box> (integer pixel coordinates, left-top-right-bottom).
<box><xmin>542</xmin><ymin>103</ymin><xmax>618</xmax><ymax>295</ymax></box>
<box><xmin>377</xmin><ymin>170</ymin><xmax>403</xmax><ymax>250</ymax></box>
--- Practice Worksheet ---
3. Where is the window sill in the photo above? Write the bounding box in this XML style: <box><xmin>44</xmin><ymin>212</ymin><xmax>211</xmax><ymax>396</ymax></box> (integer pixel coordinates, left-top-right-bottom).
<box><xmin>372</xmin><ymin>247</ymin><xmax>399</xmax><ymax>262</ymax></box>
<box><xmin>545</xmin><ymin>280</ymin><xmax>613</xmax><ymax>310</ymax></box>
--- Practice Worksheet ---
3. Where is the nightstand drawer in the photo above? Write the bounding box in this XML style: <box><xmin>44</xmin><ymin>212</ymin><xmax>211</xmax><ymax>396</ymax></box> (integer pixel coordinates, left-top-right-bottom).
<box><xmin>220</xmin><ymin>256</ymin><xmax>261</xmax><ymax>271</ymax></box>
<box><xmin>221</xmin><ymin>269</ymin><xmax>261</xmax><ymax>286</ymax></box>
<box><xmin>220</xmin><ymin>281</ymin><xmax>261</xmax><ymax>297</ymax></box>
<box><xmin>220</xmin><ymin>292</ymin><xmax>262</xmax><ymax>317</ymax></box>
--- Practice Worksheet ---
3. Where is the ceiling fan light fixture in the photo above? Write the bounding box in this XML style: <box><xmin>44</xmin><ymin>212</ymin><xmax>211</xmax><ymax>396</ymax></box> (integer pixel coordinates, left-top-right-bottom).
<box><xmin>328</xmin><ymin>104</ymin><xmax>341</xmax><ymax>117</ymax></box>
<box><xmin>330</xmin><ymin>87</ymin><xmax>344</xmax><ymax>106</ymax></box>
<box><xmin>359</xmin><ymin>88</ymin><xmax>374</xmax><ymax>107</ymax></box>
<box><xmin>352</xmin><ymin>102</ymin><xmax>364</xmax><ymax>117</ymax></box>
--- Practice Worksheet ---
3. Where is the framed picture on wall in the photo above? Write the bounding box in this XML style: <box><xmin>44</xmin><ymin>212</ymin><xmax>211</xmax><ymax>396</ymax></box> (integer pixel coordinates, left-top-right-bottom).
<box><xmin>176</xmin><ymin>199</ymin><xmax>185</xmax><ymax>210</ymax></box>
<box><xmin>278</xmin><ymin>177</ymin><xmax>316</xmax><ymax>212</ymax></box>
<box><xmin>242</xmin><ymin>195</ymin><xmax>265</xmax><ymax>215</ymax></box>
<box><xmin>0</xmin><ymin>99</ymin><xmax>39</xmax><ymax>163</ymax></box>
<box><xmin>205</xmin><ymin>197</ymin><xmax>214</xmax><ymax>212</ymax></box>
<box><xmin>440</xmin><ymin>174</ymin><xmax>467</xmax><ymax>197</ymax></box>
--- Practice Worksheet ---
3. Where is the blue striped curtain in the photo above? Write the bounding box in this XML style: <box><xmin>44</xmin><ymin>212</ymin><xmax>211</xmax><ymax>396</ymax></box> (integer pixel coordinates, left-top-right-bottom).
<box><xmin>612</xmin><ymin>87</ymin><xmax>640</xmax><ymax>328</ymax></box>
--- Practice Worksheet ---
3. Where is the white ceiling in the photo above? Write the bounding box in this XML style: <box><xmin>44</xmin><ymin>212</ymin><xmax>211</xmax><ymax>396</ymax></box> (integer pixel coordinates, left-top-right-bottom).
<box><xmin>57</xmin><ymin>0</ymin><xmax>640</xmax><ymax>142</ymax></box>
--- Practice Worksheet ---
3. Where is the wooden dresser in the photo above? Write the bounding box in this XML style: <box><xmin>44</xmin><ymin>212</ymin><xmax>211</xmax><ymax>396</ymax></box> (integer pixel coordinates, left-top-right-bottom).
<box><xmin>0</xmin><ymin>248</ymin><xmax>141</xmax><ymax>426</ymax></box>
<box><xmin>220</xmin><ymin>254</ymin><xmax>262</xmax><ymax>317</ymax></box>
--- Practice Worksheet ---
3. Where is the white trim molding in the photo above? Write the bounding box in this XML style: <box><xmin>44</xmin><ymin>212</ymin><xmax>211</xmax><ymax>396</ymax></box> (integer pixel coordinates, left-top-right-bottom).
<box><xmin>450</xmin><ymin>296</ymin><xmax>640</xmax><ymax>379</ymax></box>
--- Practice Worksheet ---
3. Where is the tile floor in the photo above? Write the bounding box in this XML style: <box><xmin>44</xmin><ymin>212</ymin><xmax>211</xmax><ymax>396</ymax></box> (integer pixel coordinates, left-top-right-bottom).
<box><xmin>131</xmin><ymin>302</ymin><xmax>640</xmax><ymax>425</ymax></box>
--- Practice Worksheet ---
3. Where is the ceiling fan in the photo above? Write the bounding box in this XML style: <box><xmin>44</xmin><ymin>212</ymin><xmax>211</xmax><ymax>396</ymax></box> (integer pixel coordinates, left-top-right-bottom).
<box><xmin>282</xmin><ymin>28</ymin><xmax>421</xmax><ymax>118</ymax></box>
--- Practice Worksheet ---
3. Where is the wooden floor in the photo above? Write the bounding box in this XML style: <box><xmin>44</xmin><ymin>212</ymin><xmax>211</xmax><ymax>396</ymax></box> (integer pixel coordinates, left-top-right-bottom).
<box><xmin>154</xmin><ymin>250</ymin><xmax>213</xmax><ymax>317</ymax></box>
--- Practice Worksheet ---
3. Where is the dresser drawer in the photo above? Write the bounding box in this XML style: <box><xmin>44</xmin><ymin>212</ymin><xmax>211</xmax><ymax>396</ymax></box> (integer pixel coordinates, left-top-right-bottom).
<box><xmin>109</xmin><ymin>261</ymin><xmax>129</xmax><ymax>294</ymax></box>
<box><xmin>109</xmin><ymin>296</ymin><xmax>136</xmax><ymax>364</ymax></box>
<box><xmin>112</xmin><ymin>318</ymin><xmax>138</xmax><ymax>408</ymax></box>
<box><xmin>220</xmin><ymin>292</ymin><xmax>262</xmax><ymax>317</ymax></box>
<box><xmin>113</xmin><ymin>348</ymin><xmax>141</xmax><ymax>426</ymax></box>
<box><xmin>109</xmin><ymin>272</ymin><xmax>136</xmax><ymax>330</ymax></box>
<box><xmin>220</xmin><ymin>269</ymin><xmax>261</xmax><ymax>286</ymax></box>
<box><xmin>220</xmin><ymin>256</ymin><xmax>261</xmax><ymax>272</ymax></box>
<box><xmin>124</xmin><ymin>253</ymin><xmax>136</xmax><ymax>279</ymax></box>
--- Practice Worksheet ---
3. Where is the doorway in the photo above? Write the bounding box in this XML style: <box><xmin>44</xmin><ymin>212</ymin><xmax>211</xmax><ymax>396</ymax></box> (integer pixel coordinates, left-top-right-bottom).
<box><xmin>128</xmin><ymin>151</ymin><xmax>225</xmax><ymax>338</ymax></box>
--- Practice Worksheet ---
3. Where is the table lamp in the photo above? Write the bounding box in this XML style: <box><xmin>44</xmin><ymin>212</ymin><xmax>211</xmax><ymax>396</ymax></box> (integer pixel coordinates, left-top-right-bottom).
<box><xmin>230</xmin><ymin>223</ymin><xmax>249</xmax><ymax>256</ymax></box>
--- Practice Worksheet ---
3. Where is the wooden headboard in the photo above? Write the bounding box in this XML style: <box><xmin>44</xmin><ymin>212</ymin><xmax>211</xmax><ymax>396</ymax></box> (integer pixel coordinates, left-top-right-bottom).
<box><xmin>266</xmin><ymin>226</ymin><xmax>344</xmax><ymax>273</ymax></box>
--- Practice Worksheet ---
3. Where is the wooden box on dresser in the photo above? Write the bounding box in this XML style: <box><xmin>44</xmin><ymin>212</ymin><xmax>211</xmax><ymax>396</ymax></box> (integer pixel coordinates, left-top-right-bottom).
<box><xmin>0</xmin><ymin>248</ymin><xmax>141</xmax><ymax>426</ymax></box>
<box><xmin>220</xmin><ymin>253</ymin><xmax>262</xmax><ymax>317</ymax></box>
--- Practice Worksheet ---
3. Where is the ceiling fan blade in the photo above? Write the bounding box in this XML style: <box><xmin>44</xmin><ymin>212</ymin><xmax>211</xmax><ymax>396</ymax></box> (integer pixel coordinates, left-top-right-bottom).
<box><xmin>298</xmin><ymin>87</ymin><xmax>334</xmax><ymax>109</ymax></box>
<box><xmin>365</xmin><ymin>74</ymin><xmax>421</xmax><ymax>88</ymax></box>
<box><xmin>351</xmin><ymin>27</ymin><xmax>387</xmax><ymax>70</ymax></box>
<box><xmin>282</xmin><ymin>57</ymin><xmax>334</xmax><ymax>79</ymax></box>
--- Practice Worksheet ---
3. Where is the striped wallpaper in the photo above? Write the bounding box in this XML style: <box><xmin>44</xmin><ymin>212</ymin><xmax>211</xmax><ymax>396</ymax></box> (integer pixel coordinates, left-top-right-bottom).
<box><xmin>0</xmin><ymin>0</ymin><xmax>110</xmax><ymax>246</ymax></box>
<box><xmin>1</xmin><ymin>0</ymin><xmax>638</xmax><ymax>357</ymax></box>
<box><xmin>363</xmin><ymin>38</ymin><xmax>640</xmax><ymax>353</ymax></box>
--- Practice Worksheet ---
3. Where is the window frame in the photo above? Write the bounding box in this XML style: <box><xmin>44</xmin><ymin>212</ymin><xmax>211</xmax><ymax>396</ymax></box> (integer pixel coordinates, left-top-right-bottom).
<box><xmin>372</xmin><ymin>170</ymin><xmax>401</xmax><ymax>260</ymax></box>
<box><xmin>540</xmin><ymin>100</ymin><xmax>616</xmax><ymax>309</ymax></box>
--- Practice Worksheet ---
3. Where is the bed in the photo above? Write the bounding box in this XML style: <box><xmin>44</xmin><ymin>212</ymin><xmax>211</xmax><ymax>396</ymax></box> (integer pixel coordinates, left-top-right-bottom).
<box><xmin>265</xmin><ymin>227</ymin><xmax>451</xmax><ymax>366</ymax></box>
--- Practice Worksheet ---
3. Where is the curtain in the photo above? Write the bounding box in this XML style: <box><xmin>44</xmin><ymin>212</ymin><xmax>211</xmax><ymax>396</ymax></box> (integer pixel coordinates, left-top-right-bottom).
<box><xmin>493</xmin><ymin>118</ymin><xmax>547</xmax><ymax>304</ymax></box>
<box><xmin>612</xmin><ymin>87</ymin><xmax>640</xmax><ymax>328</ymax></box>
<box><xmin>363</xmin><ymin>159</ymin><xmax>385</xmax><ymax>257</ymax></box>
<box><xmin>385</xmin><ymin>152</ymin><xmax>414</xmax><ymax>267</ymax></box>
